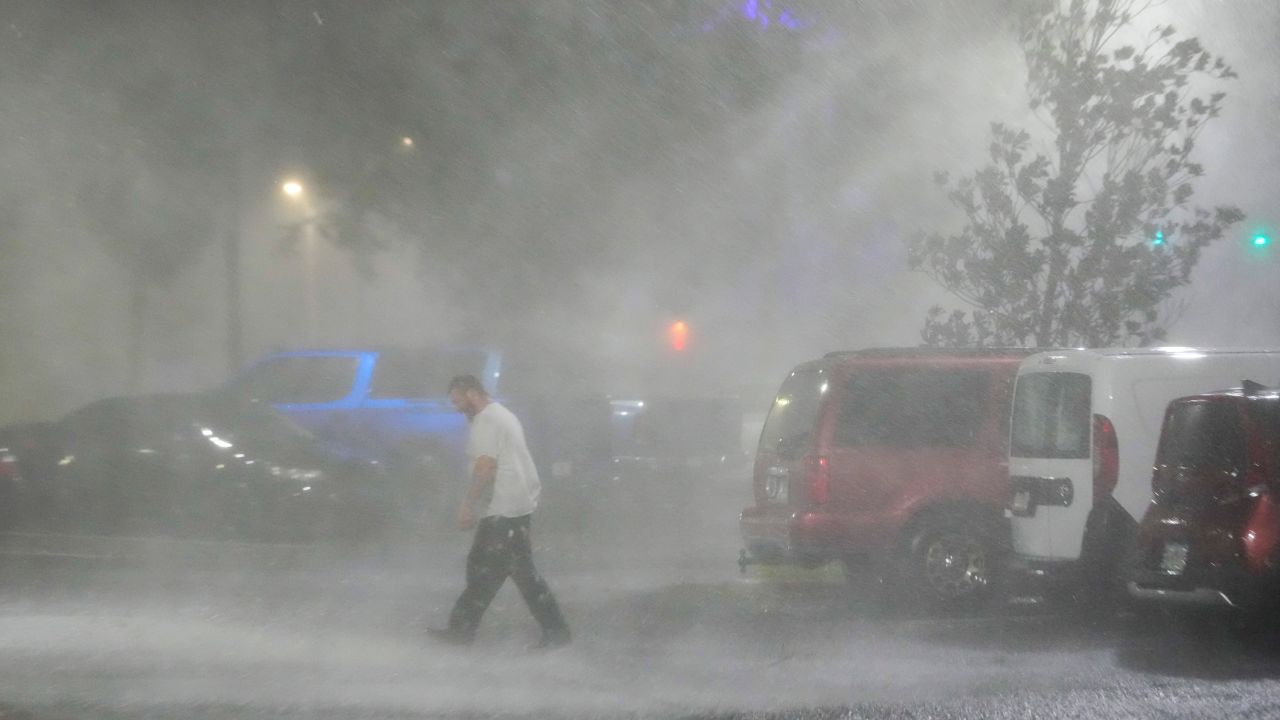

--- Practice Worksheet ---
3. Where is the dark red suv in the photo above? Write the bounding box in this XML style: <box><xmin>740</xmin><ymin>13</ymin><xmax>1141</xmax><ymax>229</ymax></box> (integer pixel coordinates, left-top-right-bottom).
<box><xmin>1127</xmin><ymin>382</ymin><xmax>1280</xmax><ymax>613</ymax></box>
<box><xmin>739</xmin><ymin>348</ymin><xmax>1034</xmax><ymax>606</ymax></box>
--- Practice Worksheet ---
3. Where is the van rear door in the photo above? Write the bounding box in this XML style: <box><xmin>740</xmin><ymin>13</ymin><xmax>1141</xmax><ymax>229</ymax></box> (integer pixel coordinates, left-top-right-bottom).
<box><xmin>1008</xmin><ymin>371</ymin><xmax>1093</xmax><ymax>560</ymax></box>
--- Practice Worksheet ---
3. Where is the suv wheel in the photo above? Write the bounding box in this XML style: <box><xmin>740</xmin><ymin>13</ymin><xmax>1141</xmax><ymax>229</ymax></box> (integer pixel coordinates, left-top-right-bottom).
<box><xmin>901</xmin><ymin>516</ymin><xmax>1000</xmax><ymax>608</ymax></box>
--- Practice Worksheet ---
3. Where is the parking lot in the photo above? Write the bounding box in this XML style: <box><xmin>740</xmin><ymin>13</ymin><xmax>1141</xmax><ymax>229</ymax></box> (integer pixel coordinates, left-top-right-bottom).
<box><xmin>1</xmin><ymin>472</ymin><xmax>1279</xmax><ymax>719</ymax></box>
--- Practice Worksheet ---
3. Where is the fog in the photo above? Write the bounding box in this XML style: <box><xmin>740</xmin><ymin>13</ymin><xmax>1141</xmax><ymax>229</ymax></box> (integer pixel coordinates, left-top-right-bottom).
<box><xmin>4</xmin><ymin>2</ymin><xmax>1276</xmax><ymax>420</ymax></box>
<box><xmin>3</xmin><ymin>1</ymin><xmax>1280</xmax><ymax>717</ymax></box>
<box><xmin>0</xmin><ymin>0</ymin><xmax>1264</xmax><ymax>420</ymax></box>
<box><xmin>0</xmin><ymin>482</ymin><xmax>1142</xmax><ymax>718</ymax></box>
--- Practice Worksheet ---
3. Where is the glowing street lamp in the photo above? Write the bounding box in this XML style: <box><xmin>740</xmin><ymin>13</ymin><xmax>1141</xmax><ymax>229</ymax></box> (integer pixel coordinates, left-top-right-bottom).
<box><xmin>281</xmin><ymin>179</ymin><xmax>305</xmax><ymax>199</ymax></box>
<box><xmin>400</xmin><ymin>136</ymin><xmax>415</xmax><ymax>149</ymax></box>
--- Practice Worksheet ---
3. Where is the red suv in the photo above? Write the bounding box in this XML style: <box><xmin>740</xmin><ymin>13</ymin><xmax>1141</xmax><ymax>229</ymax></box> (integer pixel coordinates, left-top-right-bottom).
<box><xmin>739</xmin><ymin>348</ymin><xmax>1033</xmax><ymax>606</ymax></box>
<box><xmin>1127</xmin><ymin>382</ymin><xmax>1280</xmax><ymax>613</ymax></box>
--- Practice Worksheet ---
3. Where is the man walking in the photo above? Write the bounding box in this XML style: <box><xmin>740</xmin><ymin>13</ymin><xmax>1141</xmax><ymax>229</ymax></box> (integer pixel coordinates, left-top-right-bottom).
<box><xmin>429</xmin><ymin>374</ymin><xmax>571</xmax><ymax>649</ymax></box>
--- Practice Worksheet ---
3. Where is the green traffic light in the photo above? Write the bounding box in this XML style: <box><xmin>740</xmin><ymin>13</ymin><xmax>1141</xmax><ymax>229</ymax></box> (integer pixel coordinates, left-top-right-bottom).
<box><xmin>1152</xmin><ymin>231</ymin><xmax>1164</xmax><ymax>246</ymax></box>
<box><xmin>1253</xmin><ymin>234</ymin><xmax>1270</xmax><ymax>247</ymax></box>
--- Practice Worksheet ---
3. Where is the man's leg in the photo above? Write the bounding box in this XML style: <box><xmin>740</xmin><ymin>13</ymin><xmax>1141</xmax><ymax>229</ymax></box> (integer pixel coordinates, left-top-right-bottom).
<box><xmin>506</xmin><ymin>515</ymin><xmax>569</xmax><ymax>642</ymax></box>
<box><xmin>444</xmin><ymin>518</ymin><xmax>509</xmax><ymax>641</ymax></box>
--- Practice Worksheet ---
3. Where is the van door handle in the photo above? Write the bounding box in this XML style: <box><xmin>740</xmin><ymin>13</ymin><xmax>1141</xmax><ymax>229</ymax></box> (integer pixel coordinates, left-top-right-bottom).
<box><xmin>1009</xmin><ymin>475</ymin><xmax>1074</xmax><ymax>516</ymax></box>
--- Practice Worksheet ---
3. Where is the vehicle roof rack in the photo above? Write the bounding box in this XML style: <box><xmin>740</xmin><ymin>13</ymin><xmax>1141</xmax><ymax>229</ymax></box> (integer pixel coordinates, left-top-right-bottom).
<box><xmin>822</xmin><ymin>346</ymin><xmax>1038</xmax><ymax>360</ymax></box>
<box><xmin>1242</xmin><ymin>379</ymin><xmax>1275</xmax><ymax>397</ymax></box>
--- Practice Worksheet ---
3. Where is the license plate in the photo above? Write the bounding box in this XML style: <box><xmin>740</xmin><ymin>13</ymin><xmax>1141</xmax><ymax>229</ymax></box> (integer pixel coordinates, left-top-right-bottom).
<box><xmin>764</xmin><ymin>474</ymin><xmax>788</xmax><ymax>503</ymax></box>
<box><xmin>1161</xmin><ymin>542</ymin><xmax>1189</xmax><ymax>575</ymax></box>
<box><xmin>551</xmin><ymin>461</ymin><xmax>573</xmax><ymax>478</ymax></box>
<box><xmin>1011</xmin><ymin>490</ymin><xmax>1031</xmax><ymax>515</ymax></box>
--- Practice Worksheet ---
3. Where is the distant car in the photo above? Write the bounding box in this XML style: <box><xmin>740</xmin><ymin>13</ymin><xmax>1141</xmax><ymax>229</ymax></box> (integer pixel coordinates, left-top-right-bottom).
<box><xmin>608</xmin><ymin>396</ymin><xmax>747</xmax><ymax>476</ymax></box>
<box><xmin>223</xmin><ymin>348</ymin><xmax>616</xmax><ymax>515</ymax></box>
<box><xmin>2</xmin><ymin>393</ymin><xmax>390</xmax><ymax>542</ymax></box>
<box><xmin>1127</xmin><ymin>382</ymin><xmax>1280</xmax><ymax>613</ymax></box>
<box><xmin>0</xmin><ymin>442</ymin><xmax>20</xmax><ymax>531</ymax></box>
<box><xmin>225</xmin><ymin>348</ymin><xmax>745</xmax><ymax>518</ymax></box>
<box><xmin>740</xmin><ymin>347</ymin><xmax>1035</xmax><ymax>607</ymax></box>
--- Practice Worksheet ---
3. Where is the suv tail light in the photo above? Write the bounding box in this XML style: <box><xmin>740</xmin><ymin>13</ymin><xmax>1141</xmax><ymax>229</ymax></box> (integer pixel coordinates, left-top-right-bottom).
<box><xmin>803</xmin><ymin>454</ymin><xmax>829</xmax><ymax>505</ymax></box>
<box><xmin>1092</xmin><ymin>414</ymin><xmax>1118</xmax><ymax>505</ymax></box>
<box><xmin>0</xmin><ymin>452</ymin><xmax>17</xmax><ymax>481</ymax></box>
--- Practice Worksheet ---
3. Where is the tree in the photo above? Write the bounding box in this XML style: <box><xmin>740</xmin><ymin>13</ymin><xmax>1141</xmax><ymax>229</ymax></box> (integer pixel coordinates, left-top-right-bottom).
<box><xmin>908</xmin><ymin>0</ymin><xmax>1243</xmax><ymax>348</ymax></box>
<box><xmin>71</xmin><ymin>51</ymin><xmax>231</xmax><ymax>391</ymax></box>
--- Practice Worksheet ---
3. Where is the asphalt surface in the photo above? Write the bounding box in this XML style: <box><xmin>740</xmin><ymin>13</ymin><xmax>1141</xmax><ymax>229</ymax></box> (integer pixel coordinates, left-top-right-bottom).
<box><xmin>1</xmin><ymin>472</ymin><xmax>1280</xmax><ymax>719</ymax></box>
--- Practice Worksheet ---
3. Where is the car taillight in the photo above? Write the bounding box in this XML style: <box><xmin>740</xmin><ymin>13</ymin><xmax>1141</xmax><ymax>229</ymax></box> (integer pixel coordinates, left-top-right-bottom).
<box><xmin>803</xmin><ymin>454</ymin><xmax>829</xmax><ymax>505</ymax></box>
<box><xmin>1092</xmin><ymin>414</ymin><xmax>1118</xmax><ymax>505</ymax></box>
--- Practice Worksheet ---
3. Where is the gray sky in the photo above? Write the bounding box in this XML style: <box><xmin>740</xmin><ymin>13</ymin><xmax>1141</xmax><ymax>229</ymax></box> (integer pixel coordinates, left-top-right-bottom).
<box><xmin>1</xmin><ymin>0</ymin><xmax>1276</xmax><ymax>423</ymax></box>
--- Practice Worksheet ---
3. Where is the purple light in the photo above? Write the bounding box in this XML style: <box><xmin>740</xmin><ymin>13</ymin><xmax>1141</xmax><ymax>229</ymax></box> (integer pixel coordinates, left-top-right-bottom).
<box><xmin>701</xmin><ymin>0</ymin><xmax>811</xmax><ymax>34</ymax></box>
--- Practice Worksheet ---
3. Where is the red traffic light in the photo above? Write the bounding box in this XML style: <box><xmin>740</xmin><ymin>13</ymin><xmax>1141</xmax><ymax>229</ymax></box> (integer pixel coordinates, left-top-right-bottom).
<box><xmin>667</xmin><ymin>320</ymin><xmax>689</xmax><ymax>352</ymax></box>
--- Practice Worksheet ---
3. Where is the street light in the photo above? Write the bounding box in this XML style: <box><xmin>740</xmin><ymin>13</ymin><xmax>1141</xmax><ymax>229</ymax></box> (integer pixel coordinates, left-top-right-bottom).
<box><xmin>400</xmin><ymin>136</ymin><xmax>415</xmax><ymax>149</ymax></box>
<box><xmin>279</xmin><ymin>177</ymin><xmax>317</xmax><ymax>344</ymax></box>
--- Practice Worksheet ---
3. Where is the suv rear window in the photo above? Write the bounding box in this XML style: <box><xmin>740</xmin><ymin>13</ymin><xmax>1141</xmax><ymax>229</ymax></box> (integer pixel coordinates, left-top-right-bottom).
<box><xmin>1011</xmin><ymin>372</ymin><xmax>1091</xmax><ymax>459</ymax></box>
<box><xmin>1159</xmin><ymin>401</ymin><xmax>1246</xmax><ymax>473</ymax></box>
<box><xmin>368</xmin><ymin>349</ymin><xmax>490</xmax><ymax>399</ymax></box>
<box><xmin>759</xmin><ymin>366</ymin><xmax>827</xmax><ymax>456</ymax></box>
<box><xmin>835</xmin><ymin>367</ymin><xmax>989</xmax><ymax>448</ymax></box>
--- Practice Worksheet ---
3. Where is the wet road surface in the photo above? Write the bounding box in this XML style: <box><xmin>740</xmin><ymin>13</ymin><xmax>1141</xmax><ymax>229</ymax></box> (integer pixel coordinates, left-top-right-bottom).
<box><xmin>1</xmin><ymin>475</ymin><xmax>1279</xmax><ymax>719</ymax></box>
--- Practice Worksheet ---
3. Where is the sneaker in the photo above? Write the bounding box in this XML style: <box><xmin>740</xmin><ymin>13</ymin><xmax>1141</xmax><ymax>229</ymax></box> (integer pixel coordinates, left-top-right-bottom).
<box><xmin>529</xmin><ymin>628</ymin><xmax>571</xmax><ymax>651</ymax></box>
<box><xmin>426</xmin><ymin>627</ymin><xmax>473</xmax><ymax>646</ymax></box>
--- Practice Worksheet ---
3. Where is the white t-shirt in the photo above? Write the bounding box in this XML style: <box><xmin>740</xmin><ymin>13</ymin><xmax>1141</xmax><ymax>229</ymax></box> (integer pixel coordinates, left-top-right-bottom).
<box><xmin>466</xmin><ymin>402</ymin><xmax>541</xmax><ymax>518</ymax></box>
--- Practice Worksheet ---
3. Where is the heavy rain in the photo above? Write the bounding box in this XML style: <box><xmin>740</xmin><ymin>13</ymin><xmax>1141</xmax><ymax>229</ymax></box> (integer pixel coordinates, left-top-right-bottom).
<box><xmin>2</xmin><ymin>1</ymin><xmax>1280</xmax><ymax>718</ymax></box>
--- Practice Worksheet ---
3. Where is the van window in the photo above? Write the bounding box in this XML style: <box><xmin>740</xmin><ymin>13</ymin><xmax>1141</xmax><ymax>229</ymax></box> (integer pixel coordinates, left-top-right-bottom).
<box><xmin>835</xmin><ymin>368</ymin><xmax>989</xmax><ymax>448</ymax></box>
<box><xmin>1010</xmin><ymin>372</ymin><xmax>1091</xmax><ymax>459</ymax></box>
<box><xmin>759</xmin><ymin>366</ymin><xmax>827</xmax><ymax>456</ymax></box>
<box><xmin>1159</xmin><ymin>401</ymin><xmax>1245</xmax><ymax>473</ymax></box>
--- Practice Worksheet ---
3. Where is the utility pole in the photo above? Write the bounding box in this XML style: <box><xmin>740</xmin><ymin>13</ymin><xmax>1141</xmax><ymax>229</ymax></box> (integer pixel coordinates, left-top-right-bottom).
<box><xmin>224</xmin><ymin>190</ymin><xmax>244</xmax><ymax>376</ymax></box>
<box><xmin>225</xmin><ymin>3</ymin><xmax>281</xmax><ymax>377</ymax></box>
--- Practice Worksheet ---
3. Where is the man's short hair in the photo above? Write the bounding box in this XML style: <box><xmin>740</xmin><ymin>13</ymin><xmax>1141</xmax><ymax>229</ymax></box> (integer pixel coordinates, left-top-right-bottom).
<box><xmin>448</xmin><ymin>374</ymin><xmax>487</xmax><ymax>396</ymax></box>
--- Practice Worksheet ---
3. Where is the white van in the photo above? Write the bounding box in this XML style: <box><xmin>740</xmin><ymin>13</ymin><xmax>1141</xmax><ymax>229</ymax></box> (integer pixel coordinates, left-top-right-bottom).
<box><xmin>1006</xmin><ymin>348</ymin><xmax>1280</xmax><ymax>592</ymax></box>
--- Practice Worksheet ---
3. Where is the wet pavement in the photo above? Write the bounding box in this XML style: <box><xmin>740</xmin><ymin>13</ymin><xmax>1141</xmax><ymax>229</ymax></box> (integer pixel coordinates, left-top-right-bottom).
<box><xmin>1</xmin><ymin>476</ymin><xmax>1279</xmax><ymax>719</ymax></box>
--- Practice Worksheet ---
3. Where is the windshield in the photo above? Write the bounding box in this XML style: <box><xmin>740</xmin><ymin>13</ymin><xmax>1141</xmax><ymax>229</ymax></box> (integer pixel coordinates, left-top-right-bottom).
<box><xmin>200</xmin><ymin>395</ymin><xmax>318</xmax><ymax>452</ymax></box>
<box><xmin>1011</xmin><ymin>372</ymin><xmax>1092</xmax><ymax>459</ymax></box>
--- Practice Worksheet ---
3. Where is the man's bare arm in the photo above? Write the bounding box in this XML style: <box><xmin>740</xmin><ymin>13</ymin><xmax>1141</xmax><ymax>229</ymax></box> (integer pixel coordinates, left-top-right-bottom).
<box><xmin>458</xmin><ymin>455</ymin><xmax>497</xmax><ymax>529</ymax></box>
